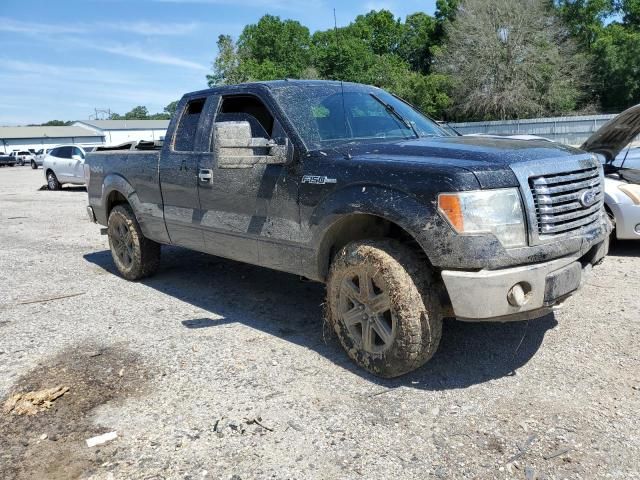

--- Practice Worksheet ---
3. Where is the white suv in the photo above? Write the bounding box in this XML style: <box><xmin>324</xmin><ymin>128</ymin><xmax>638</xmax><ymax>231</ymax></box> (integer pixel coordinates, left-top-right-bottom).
<box><xmin>43</xmin><ymin>145</ymin><xmax>89</xmax><ymax>190</ymax></box>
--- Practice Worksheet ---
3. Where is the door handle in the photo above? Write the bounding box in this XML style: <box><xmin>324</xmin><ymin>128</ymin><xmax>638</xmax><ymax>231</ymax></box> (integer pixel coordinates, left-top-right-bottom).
<box><xmin>199</xmin><ymin>169</ymin><xmax>213</xmax><ymax>183</ymax></box>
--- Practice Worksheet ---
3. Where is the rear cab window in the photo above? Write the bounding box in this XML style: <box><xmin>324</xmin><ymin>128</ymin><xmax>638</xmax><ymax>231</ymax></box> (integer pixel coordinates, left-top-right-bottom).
<box><xmin>173</xmin><ymin>98</ymin><xmax>206</xmax><ymax>151</ymax></box>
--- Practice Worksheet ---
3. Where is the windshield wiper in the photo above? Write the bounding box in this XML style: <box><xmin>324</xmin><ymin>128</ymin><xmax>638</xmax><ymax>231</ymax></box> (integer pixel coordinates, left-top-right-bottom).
<box><xmin>369</xmin><ymin>94</ymin><xmax>419</xmax><ymax>139</ymax></box>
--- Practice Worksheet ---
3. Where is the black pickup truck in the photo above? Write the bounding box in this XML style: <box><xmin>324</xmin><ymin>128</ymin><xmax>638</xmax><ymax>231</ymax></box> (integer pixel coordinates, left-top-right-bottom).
<box><xmin>86</xmin><ymin>80</ymin><xmax>629</xmax><ymax>377</ymax></box>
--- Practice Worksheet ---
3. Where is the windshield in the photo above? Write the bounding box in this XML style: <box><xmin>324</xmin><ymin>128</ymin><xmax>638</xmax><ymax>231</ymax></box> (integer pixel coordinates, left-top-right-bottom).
<box><xmin>271</xmin><ymin>83</ymin><xmax>451</xmax><ymax>150</ymax></box>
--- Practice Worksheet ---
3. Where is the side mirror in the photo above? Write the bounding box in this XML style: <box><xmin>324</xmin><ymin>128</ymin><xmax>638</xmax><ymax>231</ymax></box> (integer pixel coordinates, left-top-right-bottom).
<box><xmin>214</xmin><ymin>121</ymin><xmax>290</xmax><ymax>169</ymax></box>
<box><xmin>72</xmin><ymin>154</ymin><xmax>83</xmax><ymax>161</ymax></box>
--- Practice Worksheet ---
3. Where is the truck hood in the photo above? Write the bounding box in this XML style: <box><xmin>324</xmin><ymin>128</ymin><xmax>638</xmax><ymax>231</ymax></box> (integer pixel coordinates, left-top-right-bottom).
<box><xmin>328</xmin><ymin>136</ymin><xmax>587</xmax><ymax>189</ymax></box>
<box><xmin>581</xmin><ymin>103</ymin><xmax>640</xmax><ymax>162</ymax></box>
<box><xmin>335</xmin><ymin>135</ymin><xmax>582</xmax><ymax>166</ymax></box>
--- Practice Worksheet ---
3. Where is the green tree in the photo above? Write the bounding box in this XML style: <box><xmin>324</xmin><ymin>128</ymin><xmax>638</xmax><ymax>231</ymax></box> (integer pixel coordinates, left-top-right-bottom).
<box><xmin>435</xmin><ymin>0</ymin><xmax>460</xmax><ymax>22</ymax></box>
<box><xmin>555</xmin><ymin>0</ymin><xmax>614</xmax><ymax>47</ymax></box>
<box><xmin>311</xmin><ymin>29</ymin><xmax>375</xmax><ymax>82</ymax></box>
<box><xmin>592</xmin><ymin>24</ymin><xmax>640</xmax><ymax>110</ymax></box>
<box><xmin>349</xmin><ymin>10</ymin><xmax>403</xmax><ymax>55</ymax></box>
<box><xmin>41</xmin><ymin>120</ymin><xmax>72</xmax><ymax>126</ymax></box>
<box><xmin>554</xmin><ymin>0</ymin><xmax>639</xmax><ymax>111</ymax></box>
<box><xmin>237</xmin><ymin>15</ymin><xmax>311</xmax><ymax>80</ymax></box>
<box><xmin>620</xmin><ymin>0</ymin><xmax>640</xmax><ymax>24</ymax></box>
<box><xmin>207</xmin><ymin>34</ymin><xmax>244</xmax><ymax>86</ymax></box>
<box><xmin>123</xmin><ymin>106</ymin><xmax>149</xmax><ymax>120</ymax></box>
<box><xmin>163</xmin><ymin>101</ymin><xmax>179</xmax><ymax>117</ymax></box>
<box><xmin>398</xmin><ymin>12</ymin><xmax>438</xmax><ymax>73</ymax></box>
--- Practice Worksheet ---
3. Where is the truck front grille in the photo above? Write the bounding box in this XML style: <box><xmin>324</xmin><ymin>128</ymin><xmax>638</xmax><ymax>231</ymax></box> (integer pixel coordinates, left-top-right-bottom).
<box><xmin>529</xmin><ymin>166</ymin><xmax>603</xmax><ymax>237</ymax></box>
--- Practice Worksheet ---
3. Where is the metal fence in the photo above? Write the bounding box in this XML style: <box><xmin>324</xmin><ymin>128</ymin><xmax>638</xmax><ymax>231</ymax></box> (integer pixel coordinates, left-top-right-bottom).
<box><xmin>450</xmin><ymin>114</ymin><xmax>618</xmax><ymax>146</ymax></box>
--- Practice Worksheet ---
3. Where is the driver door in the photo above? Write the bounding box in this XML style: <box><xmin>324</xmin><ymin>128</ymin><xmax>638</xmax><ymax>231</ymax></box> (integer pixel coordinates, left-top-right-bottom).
<box><xmin>196</xmin><ymin>92</ymin><xmax>290</xmax><ymax>265</ymax></box>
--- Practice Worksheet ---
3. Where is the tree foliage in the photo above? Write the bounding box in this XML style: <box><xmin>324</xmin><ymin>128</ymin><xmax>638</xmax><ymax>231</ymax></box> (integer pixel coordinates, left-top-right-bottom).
<box><xmin>108</xmin><ymin>101</ymin><xmax>178</xmax><ymax>121</ymax></box>
<box><xmin>206</xmin><ymin>2</ymin><xmax>638</xmax><ymax>120</ymax></box>
<box><xmin>208</xmin><ymin>9</ymin><xmax>452</xmax><ymax>117</ymax></box>
<box><xmin>41</xmin><ymin>120</ymin><xmax>72</xmax><ymax>126</ymax></box>
<box><xmin>436</xmin><ymin>0</ymin><xmax>590</xmax><ymax>120</ymax></box>
<box><xmin>556</xmin><ymin>0</ymin><xmax>640</xmax><ymax>112</ymax></box>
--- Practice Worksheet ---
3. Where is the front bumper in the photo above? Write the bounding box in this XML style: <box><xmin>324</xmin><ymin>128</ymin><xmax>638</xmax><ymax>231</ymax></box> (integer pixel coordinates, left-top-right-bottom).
<box><xmin>441</xmin><ymin>238</ymin><xmax>609</xmax><ymax>322</ymax></box>
<box><xmin>611</xmin><ymin>202</ymin><xmax>640</xmax><ymax>240</ymax></box>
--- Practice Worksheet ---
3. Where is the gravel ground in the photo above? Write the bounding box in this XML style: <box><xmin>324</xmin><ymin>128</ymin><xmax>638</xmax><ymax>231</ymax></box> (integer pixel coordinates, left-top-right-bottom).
<box><xmin>0</xmin><ymin>166</ymin><xmax>638</xmax><ymax>480</ymax></box>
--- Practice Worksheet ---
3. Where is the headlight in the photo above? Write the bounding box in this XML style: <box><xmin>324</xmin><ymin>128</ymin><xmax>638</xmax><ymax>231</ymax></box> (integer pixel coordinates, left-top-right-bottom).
<box><xmin>438</xmin><ymin>188</ymin><xmax>526</xmax><ymax>248</ymax></box>
<box><xmin>619</xmin><ymin>184</ymin><xmax>640</xmax><ymax>205</ymax></box>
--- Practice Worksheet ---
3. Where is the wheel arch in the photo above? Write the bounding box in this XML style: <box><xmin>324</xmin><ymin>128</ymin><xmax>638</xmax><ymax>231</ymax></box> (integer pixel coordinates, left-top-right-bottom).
<box><xmin>316</xmin><ymin>212</ymin><xmax>433</xmax><ymax>281</ymax></box>
<box><xmin>102</xmin><ymin>174</ymin><xmax>136</xmax><ymax>218</ymax></box>
<box><xmin>106</xmin><ymin>190</ymin><xmax>129</xmax><ymax>218</ymax></box>
<box><xmin>309</xmin><ymin>185</ymin><xmax>439</xmax><ymax>281</ymax></box>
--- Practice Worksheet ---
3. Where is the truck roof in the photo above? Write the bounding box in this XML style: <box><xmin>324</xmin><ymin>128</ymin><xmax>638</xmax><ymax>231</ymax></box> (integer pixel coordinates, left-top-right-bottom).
<box><xmin>184</xmin><ymin>79</ymin><xmax>374</xmax><ymax>98</ymax></box>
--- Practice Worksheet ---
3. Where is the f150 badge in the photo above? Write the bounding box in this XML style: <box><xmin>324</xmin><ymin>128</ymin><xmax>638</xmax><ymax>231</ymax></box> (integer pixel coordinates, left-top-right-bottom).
<box><xmin>302</xmin><ymin>175</ymin><xmax>337</xmax><ymax>185</ymax></box>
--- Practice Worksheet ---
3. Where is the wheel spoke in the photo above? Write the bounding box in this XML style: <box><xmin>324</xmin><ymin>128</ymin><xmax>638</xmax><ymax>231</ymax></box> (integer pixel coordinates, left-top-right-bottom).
<box><xmin>371</xmin><ymin>314</ymin><xmax>394</xmax><ymax>346</ymax></box>
<box><xmin>369</xmin><ymin>293</ymin><xmax>391</xmax><ymax>314</ymax></box>
<box><xmin>359</xmin><ymin>271</ymin><xmax>373</xmax><ymax>300</ymax></box>
<box><xmin>342</xmin><ymin>306</ymin><xmax>364</xmax><ymax>327</ymax></box>
<box><xmin>361</xmin><ymin>322</ymin><xmax>374</xmax><ymax>352</ymax></box>
<box><xmin>341</xmin><ymin>278</ymin><xmax>362</xmax><ymax>303</ymax></box>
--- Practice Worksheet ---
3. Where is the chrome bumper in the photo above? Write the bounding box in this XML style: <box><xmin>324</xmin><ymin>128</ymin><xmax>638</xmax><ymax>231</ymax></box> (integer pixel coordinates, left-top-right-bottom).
<box><xmin>441</xmin><ymin>238</ymin><xmax>609</xmax><ymax>322</ymax></box>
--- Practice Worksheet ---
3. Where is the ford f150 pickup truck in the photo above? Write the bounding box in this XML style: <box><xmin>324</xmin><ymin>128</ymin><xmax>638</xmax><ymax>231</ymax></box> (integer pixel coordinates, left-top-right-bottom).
<box><xmin>85</xmin><ymin>80</ymin><xmax>633</xmax><ymax>378</ymax></box>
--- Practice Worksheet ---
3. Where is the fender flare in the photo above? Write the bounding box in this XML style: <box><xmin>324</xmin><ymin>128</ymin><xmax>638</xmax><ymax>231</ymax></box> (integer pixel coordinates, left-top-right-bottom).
<box><xmin>309</xmin><ymin>184</ymin><xmax>440</xmax><ymax>278</ymax></box>
<box><xmin>100</xmin><ymin>174</ymin><xmax>170</xmax><ymax>244</ymax></box>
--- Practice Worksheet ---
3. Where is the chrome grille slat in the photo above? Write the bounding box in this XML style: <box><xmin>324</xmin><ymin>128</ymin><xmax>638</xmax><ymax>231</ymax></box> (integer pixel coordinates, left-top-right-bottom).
<box><xmin>539</xmin><ymin>211</ymin><xmax>602</xmax><ymax>234</ymax></box>
<box><xmin>535</xmin><ymin>177</ymin><xmax>600</xmax><ymax>195</ymax></box>
<box><xmin>539</xmin><ymin>202</ymin><xmax>602</xmax><ymax>223</ymax></box>
<box><xmin>536</xmin><ymin>187</ymin><xmax>602</xmax><ymax>205</ymax></box>
<box><xmin>536</xmin><ymin>193</ymin><xmax>604</xmax><ymax>214</ymax></box>
<box><xmin>531</xmin><ymin>168</ymin><xmax>599</xmax><ymax>186</ymax></box>
<box><xmin>529</xmin><ymin>166</ymin><xmax>602</xmax><ymax>237</ymax></box>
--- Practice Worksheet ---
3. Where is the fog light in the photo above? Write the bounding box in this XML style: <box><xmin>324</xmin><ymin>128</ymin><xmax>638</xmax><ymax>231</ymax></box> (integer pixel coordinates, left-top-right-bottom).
<box><xmin>635</xmin><ymin>224</ymin><xmax>640</xmax><ymax>234</ymax></box>
<box><xmin>507</xmin><ymin>282</ymin><xmax>532</xmax><ymax>307</ymax></box>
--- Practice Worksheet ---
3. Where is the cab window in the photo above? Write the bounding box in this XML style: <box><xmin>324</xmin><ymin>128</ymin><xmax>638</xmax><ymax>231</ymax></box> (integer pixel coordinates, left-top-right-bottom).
<box><xmin>174</xmin><ymin>98</ymin><xmax>206</xmax><ymax>151</ymax></box>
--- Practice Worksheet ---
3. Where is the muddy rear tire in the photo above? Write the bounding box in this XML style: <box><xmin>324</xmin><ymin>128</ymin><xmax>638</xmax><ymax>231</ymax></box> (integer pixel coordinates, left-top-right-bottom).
<box><xmin>327</xmin><ymin>239</ymin><xmax>443</xmax><ymax>378</ymax></box>
<box><xmin>107</xmin><ymin>204</ymin><xmax>161</xmax><ymax>281</ymax></box>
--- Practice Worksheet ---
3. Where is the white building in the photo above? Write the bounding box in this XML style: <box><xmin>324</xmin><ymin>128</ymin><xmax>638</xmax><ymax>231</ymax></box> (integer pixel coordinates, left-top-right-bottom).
<box><xmin>73</xmin><ymin>120</ymin><xmax>169</xmax><ymax>146</ymax></box>
<box><xmin>0</xmin><ymin>126</ymin><xmax>105</xmax><ymax>154</ymax></box>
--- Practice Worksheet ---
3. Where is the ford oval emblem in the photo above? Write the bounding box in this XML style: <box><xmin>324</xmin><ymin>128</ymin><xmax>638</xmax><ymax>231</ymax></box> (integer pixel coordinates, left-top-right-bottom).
<box><xmin>579</xmin><ymin>189</ymin><xmax>598</xmax><ymax>208</ymax></box>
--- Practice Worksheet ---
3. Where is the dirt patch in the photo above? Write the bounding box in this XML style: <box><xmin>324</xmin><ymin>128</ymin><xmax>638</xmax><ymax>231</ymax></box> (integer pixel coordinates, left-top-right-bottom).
<box><xmin>0</xmin><ymin>344</ymin><xmax>150</xmax><ymax>480</ymax></box>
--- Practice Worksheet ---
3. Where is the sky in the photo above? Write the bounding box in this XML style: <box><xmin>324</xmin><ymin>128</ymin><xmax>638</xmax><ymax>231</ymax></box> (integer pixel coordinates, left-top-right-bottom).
<box><xmin>0</xmin><ymin>0</ymin><xmax>437</xmax><ymax>125</ymax></box>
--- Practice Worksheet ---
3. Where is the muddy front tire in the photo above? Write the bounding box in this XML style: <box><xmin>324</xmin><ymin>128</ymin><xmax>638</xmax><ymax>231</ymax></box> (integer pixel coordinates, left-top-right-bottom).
<box><xmin>107</xmin><ymin>204</ymin><xmax>161</xmax><ymax>281</ymax></box>
<box><xmin>327</xmin><ymin>239</ymin><xmax>443</xmax><ymax>378</ymax></box>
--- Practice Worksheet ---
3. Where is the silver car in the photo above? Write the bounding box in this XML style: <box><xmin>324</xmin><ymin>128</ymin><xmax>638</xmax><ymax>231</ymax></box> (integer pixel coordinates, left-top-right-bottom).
<box><xmin>582</xmin><ymin>105</ymin><xmax>640</xmax><ymax>241</ymax></box>
<box><xmin>602</xmin><ymin>146</ymin><xmax>640</xmax><ymax>240</ymax></box>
